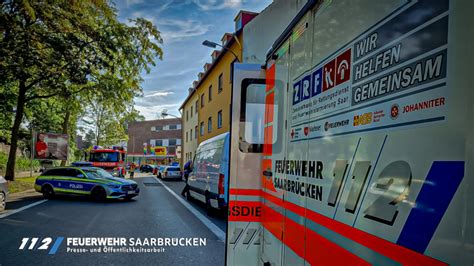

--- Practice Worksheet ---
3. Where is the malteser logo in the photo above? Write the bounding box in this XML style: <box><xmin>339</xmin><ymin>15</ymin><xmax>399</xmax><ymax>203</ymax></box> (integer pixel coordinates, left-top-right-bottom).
<box><xmin>324</xmin><ymin>119</ymin><xmax>350</xmax><ymax>131</ymax></box>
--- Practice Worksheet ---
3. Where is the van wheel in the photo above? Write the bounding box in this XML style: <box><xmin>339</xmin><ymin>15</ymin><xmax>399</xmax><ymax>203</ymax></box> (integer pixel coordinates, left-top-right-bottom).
<box><xmin>0</xmin><ymin>192</ymin><xmax>6</xmax><ymax>211</ymax></box>
<box><xmin>91</xmin><ymin>187</ymin><xmax>107</xmax><ymax>202</ymax></box>
<box><xmin>205</xmin><ymin>194</ymin><xmax>214</xmax><ymax>216</ymax></box>
<box><xmin>42</xmin><ymin>185</ymin><xmax>54</xmax><ymax>199</ymax></box>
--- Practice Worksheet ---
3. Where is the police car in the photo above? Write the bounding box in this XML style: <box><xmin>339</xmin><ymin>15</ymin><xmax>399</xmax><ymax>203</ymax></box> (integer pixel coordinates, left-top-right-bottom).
<box><xmin>34</xmin><ymin>167</ymin><xmax>139</xmax><ymax>201</ymax></box>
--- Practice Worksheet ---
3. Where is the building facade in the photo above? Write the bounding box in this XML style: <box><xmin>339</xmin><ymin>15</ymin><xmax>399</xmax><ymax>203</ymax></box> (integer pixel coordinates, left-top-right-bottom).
<box><xmin>127</xmin><ymin>118</ymin><xmax>182</xmax><ymax>164</ymax></box>
<box><xmin>180</xmin><ymin>88</ymin><xmax>199</xmax><ymax>164</ymax></box>
<box><xmin>179</xmin><ymin>10</ymin><xmax>258</xmax><ymax>165</ymax></box>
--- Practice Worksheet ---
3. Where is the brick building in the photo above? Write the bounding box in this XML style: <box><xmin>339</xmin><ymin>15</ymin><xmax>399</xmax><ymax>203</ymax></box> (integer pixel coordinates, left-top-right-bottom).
<box><xmin>127</xmin><ymin>118</ymin><xmax>182</xmax><ymax>164</ymax></box>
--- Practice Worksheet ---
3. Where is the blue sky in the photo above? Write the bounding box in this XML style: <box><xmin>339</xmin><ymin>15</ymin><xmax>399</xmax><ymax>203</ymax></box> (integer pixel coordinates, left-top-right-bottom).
<box><xmin>114</xmin><ymin>0</ymin><xmax>273</xmax><ymax>119</ymax></box>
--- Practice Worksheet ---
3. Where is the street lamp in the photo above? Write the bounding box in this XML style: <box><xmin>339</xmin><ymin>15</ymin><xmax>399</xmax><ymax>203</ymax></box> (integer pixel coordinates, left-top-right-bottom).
<box><xmin>202</xmin><ymin>40</ymin><xmax>240</xmax><ymax>62</ymax></box>
<box><xmin>161</xmin><ymin>111</ymin><xmax>180</xmax><ymax>119</ymax></box>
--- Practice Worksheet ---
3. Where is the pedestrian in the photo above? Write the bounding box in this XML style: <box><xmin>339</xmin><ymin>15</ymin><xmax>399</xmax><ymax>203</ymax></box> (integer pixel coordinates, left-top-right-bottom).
<box><xmin>129</xmin><ymin>163</ymin><xmax>135</xmax><ymax>179</ymax></box>
<box><xmin>181</xmin><ymin>160</ymin><xmax>193</xmax><ymax>197</ymax></box>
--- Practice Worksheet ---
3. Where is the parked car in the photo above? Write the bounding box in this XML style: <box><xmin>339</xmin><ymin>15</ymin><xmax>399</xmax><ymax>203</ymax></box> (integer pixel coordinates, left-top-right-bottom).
<box><xmin>0</xmin><ymin>175</ymin><xmax>8</xmax><ymax>212</ymax></box>
<box><xmin>35</xmin><ymin>166</ymin><xmax>140</xmax><ymax>201</ymax></box>
<box><xmin>140</xmin><ymin>164</ymin><xmax>157</xmax><ymax>173</ymax></box>
<box><xmin>160</xmin><ymin>166</ymin><xmax>181</xmax><ymax>180</ymax></box>
<box><xmin>187</xmin><ymin>132</ymin><xmax>229</xmax><ymax>213</ymax></box>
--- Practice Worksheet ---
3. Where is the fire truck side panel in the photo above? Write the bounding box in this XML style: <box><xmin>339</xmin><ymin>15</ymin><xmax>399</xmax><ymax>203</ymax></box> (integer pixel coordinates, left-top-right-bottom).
<box><xmin>228</xmin><ymin>0</ymin><xmax>474</xmax><ymax>265</ymax></box>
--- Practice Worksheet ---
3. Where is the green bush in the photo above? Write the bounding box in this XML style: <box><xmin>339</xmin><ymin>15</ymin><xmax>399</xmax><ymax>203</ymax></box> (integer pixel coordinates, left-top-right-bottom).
<box><xmin>0</xmin><ymin>152</ymin><xmax>41</xmax><ymax>175</ymax></box>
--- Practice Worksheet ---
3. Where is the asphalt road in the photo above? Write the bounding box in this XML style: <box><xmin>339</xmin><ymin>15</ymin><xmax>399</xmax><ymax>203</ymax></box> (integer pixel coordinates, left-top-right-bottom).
<box><xmin>0</xmin><ymin>174</ymin><xmax>226</xmax><ymax>265</ymax></box>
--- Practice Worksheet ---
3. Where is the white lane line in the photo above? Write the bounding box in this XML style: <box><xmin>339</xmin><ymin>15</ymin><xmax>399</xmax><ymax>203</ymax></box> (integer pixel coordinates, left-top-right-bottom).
<box><xmin>155</xmin><ymin>178</ymin><xmax>226</xmax><ymax>242</ymax></box>
<box><xmin>0</xmin><ymin>199</ymin><xmax>48</xmax><ymax>219</ymax></box>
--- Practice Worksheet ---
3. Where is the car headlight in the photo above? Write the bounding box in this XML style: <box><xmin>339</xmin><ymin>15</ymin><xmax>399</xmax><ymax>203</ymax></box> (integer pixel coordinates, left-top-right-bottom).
<box><xmin>108</xmin><ymin>184</ymin><xmax>121</xmax><ymax>189</ymax></box>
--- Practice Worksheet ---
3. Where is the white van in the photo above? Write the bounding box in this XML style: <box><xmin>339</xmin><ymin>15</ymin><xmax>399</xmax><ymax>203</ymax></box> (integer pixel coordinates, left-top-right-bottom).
<box><xmin>186</xmin><ymin>132</ymin><xmax>229</xmax><ymax>213</ymax></box>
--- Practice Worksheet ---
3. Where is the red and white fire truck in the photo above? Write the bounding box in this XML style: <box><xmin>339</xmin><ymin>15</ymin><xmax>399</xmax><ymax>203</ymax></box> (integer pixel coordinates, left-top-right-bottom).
<box><xmin>226</xmin><ymin>0</ymin><xmax>473</xmax><ymax>265</ymax></box>
<box><xmin>88</xmin><ymin>146</ymin><xmax>127</xmax><ymax>177</ymax></box>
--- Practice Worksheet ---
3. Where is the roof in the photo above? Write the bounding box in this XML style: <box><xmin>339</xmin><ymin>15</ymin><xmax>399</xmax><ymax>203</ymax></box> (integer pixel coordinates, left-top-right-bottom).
<box><xmin>179</xmin><ymin>29</ymin><xmax>243</xmax><ymax>110</ymax></box>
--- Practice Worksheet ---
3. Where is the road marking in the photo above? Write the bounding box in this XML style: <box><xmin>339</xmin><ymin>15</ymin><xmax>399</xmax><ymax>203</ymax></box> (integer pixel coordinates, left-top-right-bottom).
<box><xmin>155</xmin><ymin>178</ymin><xmax>226</xmax><ymax>242</ymax></box>
<box><xmin>0</xmin><ymin>199</ymin><xmax>48</xmax><ymax>219</ymax></box>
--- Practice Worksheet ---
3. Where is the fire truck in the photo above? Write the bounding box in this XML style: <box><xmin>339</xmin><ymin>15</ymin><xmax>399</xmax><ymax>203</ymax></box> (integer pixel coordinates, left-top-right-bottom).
<box><xmin>88</xmin><ymin>146</ymin><xmax>127</xmax><ymax>177</ymax></box>
<box><xmin>226</xmin><ymin>0</ymin><xmax>473</xmax><ymax>265</ymax></box>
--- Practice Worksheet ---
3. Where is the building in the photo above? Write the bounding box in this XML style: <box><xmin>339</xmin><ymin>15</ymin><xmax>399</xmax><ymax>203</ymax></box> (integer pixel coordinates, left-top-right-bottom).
<box><xmin>180</xmin><ymin>87</ymin><xmax>199</xmax><ymax>163</ymax></box>
<box><xmin>180</xmin><ymin>10</ymin><xmax>259</xmax><ymax>165</ymax></box>
<box><xmin>127</xmin><ymin>118</ymin><xmax>182</xmax><ymax>165</ymax></box>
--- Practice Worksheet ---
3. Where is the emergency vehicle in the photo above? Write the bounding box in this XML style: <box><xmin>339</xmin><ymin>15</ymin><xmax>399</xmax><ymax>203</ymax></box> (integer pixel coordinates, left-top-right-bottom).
<box><xmin>226</xmin><ymin>0</ymin><xmax>474</xmax><ymax>265</ymax></box>
<box><xmin>88</xmin><ymin>146</ymin><xmax>127</xmax><ymax>177</ymax></box>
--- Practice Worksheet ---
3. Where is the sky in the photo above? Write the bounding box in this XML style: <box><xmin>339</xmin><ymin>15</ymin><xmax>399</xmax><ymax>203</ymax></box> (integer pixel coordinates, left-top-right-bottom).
<box><xmin>114</xmin><ymin>0</ymin><xmax>273</xmax><ymax>120</ymax></box>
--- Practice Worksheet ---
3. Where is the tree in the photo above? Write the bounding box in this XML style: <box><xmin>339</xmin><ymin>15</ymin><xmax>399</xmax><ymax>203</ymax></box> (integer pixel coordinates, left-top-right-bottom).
<box><xmin>0</xmin><ymin>1</ymin><xmax>163</xmax><ymax>180</ymax></box>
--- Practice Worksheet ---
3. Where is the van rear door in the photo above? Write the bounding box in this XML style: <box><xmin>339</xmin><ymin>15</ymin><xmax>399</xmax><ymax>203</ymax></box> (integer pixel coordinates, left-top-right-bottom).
<box><xmin>227</xmin><ymin>63</ymin><xmax>266</xmax><ymax>266</ymax></box>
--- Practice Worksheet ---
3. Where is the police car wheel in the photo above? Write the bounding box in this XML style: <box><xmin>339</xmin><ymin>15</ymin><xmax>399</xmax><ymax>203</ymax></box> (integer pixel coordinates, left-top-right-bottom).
<box><xmin>0</xmin><ymin>192</ymin><xmax>6</xmax><ymax>212</ymax></box>
<box><xmin>91</xmin><ymin>187</ymin><xmax>106</xmax><ymax>201</ymax></box>
<box><xmin>42</xmin><ymin>185</ymin><xmax>54</xmax><ymax>199</ymax></box>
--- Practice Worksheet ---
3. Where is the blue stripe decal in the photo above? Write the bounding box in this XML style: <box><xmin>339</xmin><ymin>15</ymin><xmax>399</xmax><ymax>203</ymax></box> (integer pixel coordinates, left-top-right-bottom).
<box><xmin>396</xmin><ymin>161</ymin><xmax>464</xmax><ymax>253</ymax></box>
<box><xmin>49</xmin><ymin>237</ymin><xmax>64</xmax><ymax>255</ymax></box>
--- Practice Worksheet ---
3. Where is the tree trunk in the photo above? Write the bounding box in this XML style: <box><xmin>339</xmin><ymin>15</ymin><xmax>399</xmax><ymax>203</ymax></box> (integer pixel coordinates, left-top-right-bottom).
<box><xmin>5</xmin><ymin>79</ymin><xmax>27</xmax><ymax>181</ymax></box>
<box><xmin>60</xmin><ymin>103</ymin><xmax>70</xmax><ymax>167</ymax></box>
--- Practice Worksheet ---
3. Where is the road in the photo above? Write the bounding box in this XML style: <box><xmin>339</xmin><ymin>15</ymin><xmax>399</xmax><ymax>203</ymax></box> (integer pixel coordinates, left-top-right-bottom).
<box><xmin>0</xmin><ymin>174</ymin><xmax>227</xmax><ymax>265</ymax></box>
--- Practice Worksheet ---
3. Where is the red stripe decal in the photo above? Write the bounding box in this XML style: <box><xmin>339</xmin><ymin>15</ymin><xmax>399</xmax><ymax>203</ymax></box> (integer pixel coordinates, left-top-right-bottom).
<box><xmin>229</xmin><ymin>189</ymin><xmax>447</xmax><ymax>265</ymax></box>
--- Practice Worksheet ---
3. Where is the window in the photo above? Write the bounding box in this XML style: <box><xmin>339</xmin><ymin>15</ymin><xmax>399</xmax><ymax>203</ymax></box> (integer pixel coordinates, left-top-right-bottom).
<box><xmin>191</xmin><ymin>106</ymin><xmax>193</xmax><ymax>117</ymax></box>
<box><xmin>89</xmin><ymin>152</ymin><xmax>119</xmax><ymax>162</ymax></box>
<box><xmin>186</xmin><ymin>132</ymin><xmax>188</xmax><ymax>142</ymax></box>
<box><xmin>217</xmin><ymin>110</ymin><xmax>223</xmax><ymax>129</ymax></box>
<box><xmin>190</xmin><ymin>129</ymin><xmax>193</xmax><ymax>140</ymax></box>
<box><xmin>169</xmin><ymin>124</ymin><xmax>177</xmax><ymax>130</ymax></box>
<box><xmin>155</xmin><ymin>125</ymin><xmax>163</xmax><ymax>131</ymax></box>
<box><xmin>208</xmin><ymin>116</ymin><xmax>212</xmax><ymax>133</ymax></box>
<box><xmin>155</xmin><ymin>139</ymin><xmax>163</xmax><ymax>146</ymax></box>
<box><xmin>201</xmin><ymin>94</ymin><xmax>205</xmax><ymax>107</ymax></box>
<box><xmin>195</xmin><ymin>126</ymin><xmax>198</xmax><ymax>138</ymax></box>
<box><xmin>169</xmin><ymin>139</ymin><xmax>177</xmax><ymax>146</ymax></box>
<box><xmin>195</xmin><ymin>100</ymin><xmax>199</xmax><ymax>112</ymax></box>
<box><xmin>200</xmin><ymin>122</ymin><xmax>204</xmax><ymax>136</ymax></box>
<box><xmin>208</xmin><ymin>85</ymin><xmax>212</xmax><ymax>102</ymax></box>
<box><xmin>218</xmin><ymin>73</ymin><xmax>223</xmax><ymax>93</ymax></box>
<box><xmin>239</xmin><ymin>79</ymin><xmax>266</xmax><ymax>153</ymax></box>
<box><xmin>186</xmin><ymin>110</ymin><xmax>189</xmax><ymax>121</ymax></box>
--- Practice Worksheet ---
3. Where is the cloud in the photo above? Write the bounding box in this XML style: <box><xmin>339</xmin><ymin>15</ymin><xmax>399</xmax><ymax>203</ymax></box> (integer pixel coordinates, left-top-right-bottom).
<box><xmin>144</xmin><ymin>91</ymin><xmax>174</xmax><ymax>97</ymax></box>
<box><xmin>157</xmin><ymin>19</ymin><xmax>211</xmax><ymax>42</ymax></box>
<box><xmin>191</xmin><ymin>0</ymin><xmax>244</xmax><ymax>11</ymax></box>
<box><xmin>135</xmin><ymin>104</ymin><xmax>181</xmax><ymax>120</ymax></box>
<box><xmin>125</xmin><ymin>0</ymin><xmax>144</xmax><ymax>8</ymax></box>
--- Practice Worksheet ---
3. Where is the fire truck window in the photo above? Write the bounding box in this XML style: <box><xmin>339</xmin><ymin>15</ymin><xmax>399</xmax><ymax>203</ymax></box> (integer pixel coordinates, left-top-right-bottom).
<box><xmin>240</xmin><ymin>78</ymin><xmax>266</xmax><ymax>153</ymax></box>
<box><xmin>90</xmin><ymin>152</ymin><xmax>119</xmax><ymax>162</ymax></box>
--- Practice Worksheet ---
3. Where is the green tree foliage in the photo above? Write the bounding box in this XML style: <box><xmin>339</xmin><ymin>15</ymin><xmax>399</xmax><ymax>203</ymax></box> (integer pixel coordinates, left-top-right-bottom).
<box><xmin>0</xmin><ymin>1</ymin><xmax>163</xmax><ymax>180</ymax></box>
